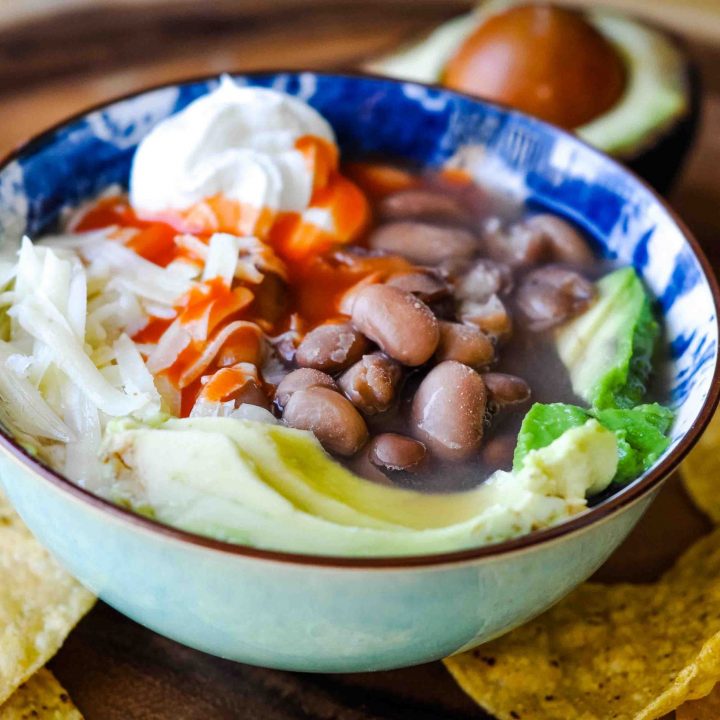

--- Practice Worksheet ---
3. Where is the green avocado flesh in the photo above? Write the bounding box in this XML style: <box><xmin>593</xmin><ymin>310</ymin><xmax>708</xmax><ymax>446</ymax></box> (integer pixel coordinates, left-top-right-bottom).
<box><xmin>101</xmin><ymin>416</ymin><xmax>617</xmax><ymax>556</ymax></box>
<box><xmin>371</xmin><ymin>0</ymin><xmax>688</xmax><ymax>157</ymax></box>
<box><xmin>519</xmin><ymin>265</ymin><xmax>672</xmax><ymax>484</ymax></box>
<box><xmin>514</xmin><ymin>403</ymin><xmax>672</xmax><ymax>485</ymax></box>
<box><xmin>555</xmin><ymin>267</ymin><xmax>659</xmax><ymax>410</ymax></box>
<box><xmin>513</xmin><ymin>404</ymin><xmax>591</xmax><ymax>469</ymax></box>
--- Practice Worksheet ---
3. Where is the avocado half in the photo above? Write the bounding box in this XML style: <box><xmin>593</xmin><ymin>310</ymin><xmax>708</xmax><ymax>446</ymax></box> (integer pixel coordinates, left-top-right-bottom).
<box><xmin>369</xmin><ymin>1</ymin><xmax>698</xmax><ymax>194</ymax></box>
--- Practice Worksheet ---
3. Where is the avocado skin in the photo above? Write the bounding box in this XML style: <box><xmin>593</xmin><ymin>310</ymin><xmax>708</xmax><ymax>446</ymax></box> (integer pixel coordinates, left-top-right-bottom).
<box><xmin>623</xmin><ymin>51</ymin><xmax>700</xmax><ymax>195</ymax></box>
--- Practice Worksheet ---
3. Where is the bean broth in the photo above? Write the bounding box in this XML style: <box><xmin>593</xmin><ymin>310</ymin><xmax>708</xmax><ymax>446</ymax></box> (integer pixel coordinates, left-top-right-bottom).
<box><xmin>294</xmin><ymin>163</ymin><xmax>631</xmax><ymax>491</ymax></box>
<box><xmin>70</xmin><ymin>160</ymin><xmax>659</xmax><ymax>494</ymax></box>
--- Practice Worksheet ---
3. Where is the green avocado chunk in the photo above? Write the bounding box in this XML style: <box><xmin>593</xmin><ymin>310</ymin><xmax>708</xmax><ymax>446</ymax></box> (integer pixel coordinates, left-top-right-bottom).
<box><xmin>514</xmin><ymin>402</ymin><xmax>672</xmax><ymax>485</ymax></box>
<box><xmin>593</xmin><ymin>404</ymin><xmax>673</xmax><ymax>484</ymax></box>
<box><xmin>555</xmin><ymin>267</ymin><xmax>659</xmax><ymax>410</ymax></box>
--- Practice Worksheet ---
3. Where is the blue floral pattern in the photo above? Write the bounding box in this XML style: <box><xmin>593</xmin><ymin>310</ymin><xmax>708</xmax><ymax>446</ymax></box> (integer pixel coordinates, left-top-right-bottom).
<box><xmin>0</xmin><ymin>72</ymin><xmax>716</xmax><ymax>474</ymax></box>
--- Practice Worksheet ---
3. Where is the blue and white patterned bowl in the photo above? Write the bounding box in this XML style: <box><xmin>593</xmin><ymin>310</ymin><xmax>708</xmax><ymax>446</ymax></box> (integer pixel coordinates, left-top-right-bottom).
<box><xmin>0</xmin><ymin>72</ymin><xmax>718</xmax><ymax>672</ymax></box>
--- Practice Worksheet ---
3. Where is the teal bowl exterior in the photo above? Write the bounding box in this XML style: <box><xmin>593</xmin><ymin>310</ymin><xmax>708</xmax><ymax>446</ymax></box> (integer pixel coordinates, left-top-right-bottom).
<box><xmin>0</xmin><ymin>452</ymin><xmax>656</xmax><ymax>672</ymax></box>
<box><xmin>0</xmin><ymin>71</ymin><xmax>717</xmax><ymax>671</ymax></box>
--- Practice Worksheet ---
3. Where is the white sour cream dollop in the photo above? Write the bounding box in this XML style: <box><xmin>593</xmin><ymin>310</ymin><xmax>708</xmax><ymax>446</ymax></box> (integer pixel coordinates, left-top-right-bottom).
<box><xmin>129</xmin><ymin>77</ymin><xmax>336</xmax><ymax>224</ymax></box>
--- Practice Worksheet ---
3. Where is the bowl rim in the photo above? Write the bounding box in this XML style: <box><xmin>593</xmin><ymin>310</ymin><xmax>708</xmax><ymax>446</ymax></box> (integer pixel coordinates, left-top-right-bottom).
<box><xmin>1</xmin><ymin>69</ymin><xmax>718</xmax><ymax>570</ymax></box>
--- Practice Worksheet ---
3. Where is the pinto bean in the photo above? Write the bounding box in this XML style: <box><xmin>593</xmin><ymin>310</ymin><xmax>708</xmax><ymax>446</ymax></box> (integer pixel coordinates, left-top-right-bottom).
<box><xmin>522</xmin><ymin>213</ymin><xmax>594</xmax><ymax>266</ymax></box>
<box><xmin>347</xmin><ymin>448</ymin><xmax>394</xmax><ymax>485</ymax></box>
<box><xmin>435</xmin><ymin>255</ymin><xmax>475</xmax><ymax>282</ymax></box>
<box><xmin>482</xmin><ymin>373</ymin><xmax>531</xmax><ymax>408</ymax></box>
<box><xmin>368</xmin><ymin>433</ymin><xmax>427</xmax><ymax>472</ymax></box>
<box><xmin>385</xmin><ymin>269</ymin><xmax>450</xmax><ymax>304</ymax></box>
<box><xmin>272</xmin><ymin>331</ymin><xmax>299</xmax><ymax>365</ymax></box>
<box><xmin>338</xmin><ymin>276</ymin><xmax>378</xmax><ymax>316</ymax></box>
<box><xmin>458</xmin><ymin>294</ymin><xmax>512</xmax><ymax>341</ymax></box>
<box><xmin>484</xmin><ymin>217</ymin><xmax>546</xmax><ymax>267</ymax></box>
<box><xmin>274</xmin><ymin>368</ymin><xmax>338</xmax><ymax>410</ymax></box>
<box><xmin>251</xmin><ymin>272</ymin><xmax>287</xmax><ymax>326</ymax></box>
<box><xmin>283</xmin><ymin>386</ymin><xmax>368</xmax><ymax>456</ymax></box>
<box><xmin>379</xmin><ymin>189</ymin><xmax>471</xmax><ymax>224</ymax></box>
<box><xmin>486</xmin><ymin>215</ymin><xmax>594</xmax><ymax>268</ymax></box>
<box><xmin>435</xmin><ymin>321</ymin><xmax>495</xmax><ymax>369</ymax></box>
<box><xmin>455</xmin><ymin>259</ymin><xmax>513</xmax><ymax>302</ymax></box>
<box><xmin>295</xmin><ymin>322</ymin><xmax>369</xmax><ymax>373</ymax></box>
<box><xmin>351</xmin><ymin>285</ymin><xmax>439</xmax><ymax>366</ymax></box>
<box><xmin>516</xmin><ymin>266</ymin><xmax>596</xmax><ymax>331</ymax></box>
<box><xmin>411</xmin><ymin>361</ymin><xmax>487</xmax><ymax>460</ymax></box>
<box><xmin>233</xmin><ymin>378</ymin><xmax>272</xmax><ymax>411</ymax></box>
<box><xmin>481</xmin><ymin>433</ymin><xmax>516</xmax><ymax>470</ymax></box>
<box><xmin>339</xmin><ymin>352</ymin><xmax>402</xmax><ymax>415</ymax></box>
<box><xmin>368</xmin><ymin>221</ymin><xmax>477</xmax><ymax>265</ymax></box>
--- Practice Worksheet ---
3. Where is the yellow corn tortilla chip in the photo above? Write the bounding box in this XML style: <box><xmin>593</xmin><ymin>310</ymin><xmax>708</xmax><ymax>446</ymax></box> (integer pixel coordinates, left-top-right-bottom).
<box><xmin>0</xmin><ymin>489</ymin><xmax>95</xmax><ymax>705</ymax></box>
<box><xmin>681</xmin><ymin>409</ymin><xmax>720</xmax><ymax>523</ymax></box>
<box><xmin>676</xmin><ymin>683</ymin><xmax>720</xmax><ymax>720</ymax></box>
<box><xmin>445</xmin><ymin>526</ymin><xmax>720</xmax><ymax>720</ymax></box>
<box><xmin>0</xmin><ymin>668</ymin><xmax>82</xmax><ymax>719</ymax></box>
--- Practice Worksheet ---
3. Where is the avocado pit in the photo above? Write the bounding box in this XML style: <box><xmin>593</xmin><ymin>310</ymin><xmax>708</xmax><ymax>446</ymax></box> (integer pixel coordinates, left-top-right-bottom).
<box><xmin>443</xmin><ymin>4</ymin><xmax>627</xmax><ymax>129</ymax></box>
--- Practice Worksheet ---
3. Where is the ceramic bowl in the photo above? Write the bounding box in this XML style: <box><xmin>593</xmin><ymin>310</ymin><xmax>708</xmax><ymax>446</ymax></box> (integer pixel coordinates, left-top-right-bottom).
<box><xmin>0</xmin><ymin>72</ymin><xmax>717</xmax><ymax>672</ymax></box>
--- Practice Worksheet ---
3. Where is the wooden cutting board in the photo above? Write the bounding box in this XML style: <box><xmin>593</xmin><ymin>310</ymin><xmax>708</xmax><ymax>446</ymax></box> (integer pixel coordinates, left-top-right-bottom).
<box><xmin>0</xmin><ymin>1</ymin><xmax>716</xmax><ymax>717</ymax></box>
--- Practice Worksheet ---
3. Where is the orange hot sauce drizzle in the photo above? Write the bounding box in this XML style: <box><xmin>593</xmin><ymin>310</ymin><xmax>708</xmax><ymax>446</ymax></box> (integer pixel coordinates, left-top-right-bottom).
<box><xmin>440</xmin><ymin>167</ymin><xmax>473</xmax><ymax>186</ymax></box>
<box><xmin>162</xmin><ymin>281</ymin><xmax>255</xmax><ymax>397</ymax></box>
<box><xmin>344</xmin><ymin>162</ymin><xmax>419</xmax><ymax>198</ymax></box>
<box><xmin>155</xmin><ymin>198</ymin><xmax>278</xmax><ymax>239</ymax></box>
<box><xmin>282</xmin><ymin>252</ymin><xmax>414</xmax><ymax>330</ymax></box>
<box><xmin>176</xmin><ymin>279</ymin><xmax>253</xmax><ymax>333</ymax></box>
<box><xmin>74</xmin><ymin>196</ymin><xmax>179</xmax><ymax>267</ymax></box>
<box><xmin>132</xmin><ymin>317</ymin><xmax>173</xmax><ymax>345</ymax></box>
<box><xmin>199</xmin><ymin>365</ymin><xmax>260</xmax><ymax>404</ymax></box>
<box><xmin>268</xmin><ymin>138</ymin><xmax>370</xmax><ymax>263</ymax></box>
<box><xmin>73</xmin><ymin>146</ymin><xmax>413</xmax><ymax>416</ymax></box>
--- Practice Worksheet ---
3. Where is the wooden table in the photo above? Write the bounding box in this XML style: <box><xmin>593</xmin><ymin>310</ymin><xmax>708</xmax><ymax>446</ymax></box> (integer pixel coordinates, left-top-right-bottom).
<box><xmin>0</xmin><ymin>2</ymin><xmax>717</xmax><ymax>717</ymax></box>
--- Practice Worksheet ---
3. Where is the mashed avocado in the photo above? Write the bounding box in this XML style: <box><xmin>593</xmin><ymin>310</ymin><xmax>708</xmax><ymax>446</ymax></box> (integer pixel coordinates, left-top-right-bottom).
<box><xmin>101</xmin><ymin>416</ymin><xmax>617</xmax><ymax>557</ymax></box>
<box><xmin>514</xmin><ymin>402</ymin><xmax>673</xmax><ymax>485</ymax></box>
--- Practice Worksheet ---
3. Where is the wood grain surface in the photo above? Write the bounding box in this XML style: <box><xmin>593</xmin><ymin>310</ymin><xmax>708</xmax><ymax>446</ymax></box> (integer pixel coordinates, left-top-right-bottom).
<box><xmin>0</xmin><ymin>1</ymin><xmax>715</xmax><ymax>717</ymax></box>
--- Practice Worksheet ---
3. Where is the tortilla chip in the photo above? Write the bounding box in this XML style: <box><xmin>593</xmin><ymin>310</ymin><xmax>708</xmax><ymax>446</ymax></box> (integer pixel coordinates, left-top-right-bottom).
<box><xmin>0</xmin><ymin>668</ymin><xmax>82</xmax><ymax>719</ymax></box>
<box><xmin>0</xmin><ymin>489</ymin><xmax>95</xmax><ymax>705</ymax></box>
<box><xmin>677</xmin><ymin>683</ymin><xmax>720</xmax><ymax>720</ymax></box>
<box><xmin>444</xmin><ymin>526</ymin><xmax>720</xmax><ymax>720</ymax></box>
<box><xmin>681</xmin><ymin>409</ymin><xmax>720</xmax><ymax>523</ymax></box>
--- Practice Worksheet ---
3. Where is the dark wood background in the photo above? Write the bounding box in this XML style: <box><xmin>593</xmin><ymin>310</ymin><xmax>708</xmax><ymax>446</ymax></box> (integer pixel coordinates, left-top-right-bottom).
<box><xmin>0</xmin><ymin>1</ymin><xmax>714</xmax><ymax>717</ymax></box>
